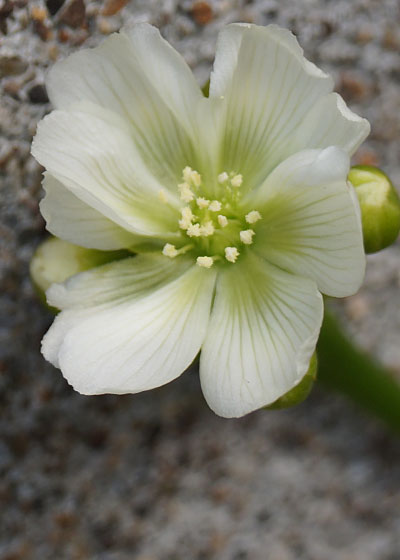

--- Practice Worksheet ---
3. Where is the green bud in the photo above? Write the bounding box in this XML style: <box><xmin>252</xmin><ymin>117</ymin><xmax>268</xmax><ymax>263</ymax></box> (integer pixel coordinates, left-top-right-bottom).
<box><xmin>348</xmin><ymin>166</ymin><xmax>400</xmax><ymax>254</ymax></box>
<box><xmin>30</xmin><ymin>236</ymin><xmax>128</xmax><ymax>308</ymax></box>
<box><xmin>266</xmin><ymin>352</ymin><xmax>317</xmax><ymax>410</ymax></box>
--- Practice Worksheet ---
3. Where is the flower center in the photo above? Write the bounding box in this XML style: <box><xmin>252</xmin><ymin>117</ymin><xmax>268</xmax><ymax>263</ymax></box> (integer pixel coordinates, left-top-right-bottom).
<box><xmin>161</xmin><ymin>167</ymin><xmax>262</xmax><ymax>268</ymax></box>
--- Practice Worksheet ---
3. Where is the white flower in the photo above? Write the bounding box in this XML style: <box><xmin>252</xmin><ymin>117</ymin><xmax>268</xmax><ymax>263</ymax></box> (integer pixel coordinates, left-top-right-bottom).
<box><xmin>31</xmin><ymin>23</ymin><xmax>369</xmax><ymax>418</ymax></box>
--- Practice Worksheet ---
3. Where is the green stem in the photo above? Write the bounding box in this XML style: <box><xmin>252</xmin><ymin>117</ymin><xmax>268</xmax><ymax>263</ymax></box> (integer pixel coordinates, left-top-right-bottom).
<box><xmin>317</xmin><ymin>310</ymin><xmax>400</xmax><ymax>433</ymax></box>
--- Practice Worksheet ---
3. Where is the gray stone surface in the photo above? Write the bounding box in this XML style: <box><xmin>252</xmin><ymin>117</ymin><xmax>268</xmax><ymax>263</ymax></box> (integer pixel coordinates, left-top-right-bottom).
<box><xmin>1</xmin><ymin>0</ymin><xmax>399</xmax><ymax>558</ymax></box>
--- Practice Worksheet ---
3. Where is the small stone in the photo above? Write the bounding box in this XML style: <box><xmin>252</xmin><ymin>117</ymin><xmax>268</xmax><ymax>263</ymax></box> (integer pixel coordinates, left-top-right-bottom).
<box><xmin>28</xmin><ymin>84</ymin><xmax>49</xmax><ymax>104</ymax></box>
<box><xmin>59</xmin><ymin>0</ymin><xmax>86</xmax><ymax>28</ymax></box>
<box><xmin>383</xmin><ymin>27</ymin><xmax>399</xmax><ymax>51</ymax></box>
<box><xmin>101</xmin><ymin>0</ymin><xmax>128</xmax><ymax>17</ymax></box>
<box><xmin>31</xmin><ymin>5</ymin><xmax>48</xmax><ymax>21</ymax></box>
<box><xmin>338</xmin><ymin>72</ymin><xmax>369</xmax><ymax>101</ymax></box>
<box><xmin>46</xmin><ymin>0</ymin><xmax>66</xmax><ymax>16</ymax></box>
<box><xmin>97</xmin><ymin>17</ymin><xmax>113</xmax><ymax>35</ymax></box>
<box><xmin>3</xmin><ymin>79</ymin><xmax>21</xmax><ymax>97</ymax></box>
<box><xmin>0</xmin><ymin>55</ymin><xmax>28</xmax><ymax>78</ymax></box>
<box><xmin>48</xmin><ymin>44</ymin><xmax>59</xmax><ymax>61</ymax></box>
<box><xmin>191</xmin><ymin>1</ymin><xmax>213</xmax><ymax>25</ymax></box>
<box><xmin>356</xmin><ymin>27</ymin><xmax>374</xmax><ymax>45</ymax></box>
<box><xmin>57</xmin><ymin>27</ymin><xmax>71</xmax><ymax>42</ymax></box>
<box><xmin>33</xmin><ymin>20</ymin><xmax>53</xmax><ymax>41</ymax></box>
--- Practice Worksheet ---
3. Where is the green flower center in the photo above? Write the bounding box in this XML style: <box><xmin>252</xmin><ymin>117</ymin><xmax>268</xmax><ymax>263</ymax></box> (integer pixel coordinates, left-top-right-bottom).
<box><xmin>161</xmin><ymin>167</ymin><xmax>262</xmax><ymax>268</ymax></box>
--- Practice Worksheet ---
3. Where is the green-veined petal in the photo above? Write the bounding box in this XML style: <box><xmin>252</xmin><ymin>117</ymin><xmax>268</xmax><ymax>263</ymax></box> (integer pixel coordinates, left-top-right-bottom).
<box><xmin>249</xmin><ymin>147</ymin><xmax>365</xmax><ymax>297</ymax></box>
<box><xmin>32</xmin><ymin>108</ymin><xmax>181</xmax><ymax>240</ymax></box>
<box><xmin>42</xmin><ymin>255</ymin><xmax>216</xmax><ymax>394</ymax></box>
<box><xmin>210</xmin><ymin>24</ymin><xmax>368</xmax><ymax>191</ymax></box>
<box><xmin>40</xmin><ymin>174</ymin><xmax>138</xmax><ymax>250</ymax></box>
<box><xmin>46</xmin><ymin>24</ymin><xmax>202</xmax><ymax>190</ymax></box>
<box><xmin>200</xmin><ymin>253</ymin><xmax>323</xmax><ymax>418</ymax></box>
<box><xmin>209</xmin><ymin>24</ymin><xmax>333</xmax><ymax>190</ymax></box>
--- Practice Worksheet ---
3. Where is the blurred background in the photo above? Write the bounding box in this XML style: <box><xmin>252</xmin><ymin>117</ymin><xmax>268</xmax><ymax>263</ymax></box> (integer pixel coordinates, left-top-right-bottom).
<box><xmin>1</xmin><ymin>1</ymin><xmax>400</xmax><ymax>558</ymax></box>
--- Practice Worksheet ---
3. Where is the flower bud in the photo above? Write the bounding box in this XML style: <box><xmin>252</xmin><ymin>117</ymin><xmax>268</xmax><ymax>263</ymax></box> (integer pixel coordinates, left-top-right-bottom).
<box><xmin>348</xmin><ymin>166</ymin><xmax>400</xmax><ymax>254</ymax></box>
<box><xmin>30</xmin><ymin>237</ymin><xmax>127</xmax><ymax>308</ymax></box>
<box><xmin>266</xmin><ymin>352</ymin><xmax>317</xmax><ymax>409</ymax></box>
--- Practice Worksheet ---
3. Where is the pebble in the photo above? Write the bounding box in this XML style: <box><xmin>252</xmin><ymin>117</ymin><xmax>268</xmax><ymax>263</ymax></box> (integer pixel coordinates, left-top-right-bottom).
<box><xmin>58</xmin><ymin>0</ymin><xmax>86</xmax><ymax>28</ymax></box>
<box><xmin>0</xmin><ymin>54</ymin><xmax>28</xmax><ymax>78</ymax></box>
<box><xmin>191</xmin><ymin>1</ymin><xmax>213</xmax><ymax>25</ymax></box>
<box><xmin>101</xmin><ymin>0</ymin><xmax>128</xmax><ymax>17</ymax></box>
<box><xmin>27</xmin><ymin>84</ymin><xmax>49</xmax><ymax>104</ymax></box>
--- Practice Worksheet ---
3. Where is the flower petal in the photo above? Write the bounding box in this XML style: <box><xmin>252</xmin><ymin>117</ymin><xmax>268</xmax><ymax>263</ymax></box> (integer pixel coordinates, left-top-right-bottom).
<box><xmin>40</xmin><ymin>174</ymin><xmax>138</xmax><ymax>250</ymax></box>
<box><xmin>32</xmin><ymin>108</ymin><xmax>181</xmax><ymax>239</ymax></box>
<box><xmin>46</xmin><ymin>24</ymin><xmax>202</xmax><ymax>189</ymax></box>
<box><xmin>42</xmin><ymin>255</ymin><xmax>216</xmax><ymax>394</ymax></box>
<box><xmin>249</xmin><ymin>147</ymin><xmax>365</xmax><ymax>297</ymax></box>
<box><xmin>209</xmin><ymin>24</ymin><xmax>333</xmax><ymax>190</ymax></box>
<box><xmin>200</xmin><ymin>253</ymin><xmax>323</xmax><ymax>418</ymax></box>
<box><xmin>286</xmin><ymin>93</ymin><xmax>370</xmax><ymax>157</ymax></box>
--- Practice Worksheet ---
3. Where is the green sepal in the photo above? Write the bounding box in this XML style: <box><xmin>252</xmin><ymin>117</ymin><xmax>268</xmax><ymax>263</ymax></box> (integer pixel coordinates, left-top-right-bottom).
<box><xmin>348</xmin><ymin>165</ymin><xmax>400</xmax><ymax>253</ymax></box>
<box><xmin>266</xmin><ymin>352</ymin><xmax>318</xmax><ymax>410</ymax></box>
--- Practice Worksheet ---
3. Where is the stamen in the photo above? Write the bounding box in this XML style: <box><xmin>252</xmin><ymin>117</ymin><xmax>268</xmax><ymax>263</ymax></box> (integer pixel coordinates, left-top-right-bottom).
<box><xmin>245</xmin><ymin>210</ymin><xmax>262</xmax><ymax>224</ymax></box>
<box><xmin>218</xmin><ymin>172</ymin><xmax>229</xmax><ymax>184</ymax></box>
<box><xmin>225</xmin><ymin>246</ymin><xmax>239</xmax><ymax>263</ymax></box>
<box><xmin>179</xmin><ymin>206</ymin><xmax>194</xmax><ymax>230</ymax></box>
<box><xmin>197</xmin><ymin>256</ymin><xmax>214</xmax><ymax>269</ymax></box>
<box><xmin>183</xmin><ymin>166</ymin><xmax>193</xmax><ymax>183</ymax></box>
<box><xmin>178</xmin><ymin>182</ymin><xmax>195</xmax><ymax>203</ymax></box>
<box><xmin>187</xmin><ymin>223</ymin><xmax>201</xmax><ymax>237</ymax></box>
<box><xmin>162</xmin><ymin>243</ymin><xmax>178</xmax><ymax>258</ymax></box>
<box><xmin>240</xmin><ymin>229</ymin><xmax>255</xmax><ymax>245</ymax></box>
<box><xmin>209</xmin><ymin>200</ymin><xmax>222</xmax><ymax>212</ymax></box>
<box><xmin>217</xmin><ymin>215</ymin><xmax>228</xmax><ymax>228</ymax></box>
<box><xmin>190</xmin><ymin>170</ymin><xmax>201</xmax><ymax>188</ymax></box>
<box><xmin>231</xmin><ymin>174</ymin><xmax>243</xmax><ymax>188</ymax></box>
<box><xmin>200</xmin><ymin>221</ymin><xmax>215</xmax><ymax>237</ymax></box>
<box><xmin>158</xmin><ymin>189</ymin><xmax>168</xmax><ymax>203</ymax></box>
<box><xmin>196</xmin><ymin>197</ymin><xmax>210</xmax><ymax>209</ymax></box>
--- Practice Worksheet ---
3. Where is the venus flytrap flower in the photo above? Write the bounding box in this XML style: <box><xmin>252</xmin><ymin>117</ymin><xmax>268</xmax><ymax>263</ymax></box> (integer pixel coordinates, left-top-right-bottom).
<box><xmin>31</xmin><ymin>23</ymin><xmax>370</xmax><ymax>418</ymax></box>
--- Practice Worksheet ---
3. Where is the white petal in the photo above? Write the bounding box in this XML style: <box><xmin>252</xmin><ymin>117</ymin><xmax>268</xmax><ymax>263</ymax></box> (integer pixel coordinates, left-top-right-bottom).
<box><xmin>121</xmin><ymin>23</ymin><xmax>202</xmax><ymax>127</ymax></box>
<box><xmin>42</xmin><ymin>255</ymin><xmax>216</xmax><ymax>394</ymax></box>
<box><xmin>250</xmin><ymin>147</ymin><xmax>366</xmax><ymax>297</ymax></box>
<box><xmin>209</xmin><ymin>24</ymin><xmax>333</xmax><ymax>190</ymax></box>
<box><xmin>200</xmin><ymin>253</ymin><xmax>323</xmax><ymax>418</ymax></box>
<box><xmin>32</xmin><ymin>109</ymin><xmax>180</xmax><ymax>239</ymax></box>
<box><xmin>287</xmin><ymin>93</ymin><xmax>370</xmax><ymax>156</ymax></box>
<box><xmin>46</xmin><ymin>25</ymin><xmax>201</xmax><ymax>189</ymax></box>
<box><xmin>40</xmin><ymin>174</ymin><xmax>137</xmax><ymax>250</ymax></box>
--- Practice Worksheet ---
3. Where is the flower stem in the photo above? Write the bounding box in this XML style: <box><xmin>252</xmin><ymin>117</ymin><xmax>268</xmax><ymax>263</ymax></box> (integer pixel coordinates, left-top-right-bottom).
<box><xmin>317</xmin><ymin>309</ymin><xmax>400</xmax><ymax>434</ymax></box>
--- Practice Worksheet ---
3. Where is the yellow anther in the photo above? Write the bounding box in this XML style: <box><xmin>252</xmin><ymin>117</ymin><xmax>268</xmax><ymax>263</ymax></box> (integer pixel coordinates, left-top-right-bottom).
<box><xmin>178</xmin><ymin>182</ymin><xmax>194</xmax><ymax>203</ymax></box>
<box><xmin>196</xmin><ymin>197</ymin><xmax>210</xmax><ymax>209</ymax></box>
<box><xmin>190</xmin><ymin>170</ymin><xmax>201</xmax><ymax>188</ymax></box>
<box><xmin>196</xmin><ymin>256</ymin><xmax>214</xmax><ymax>269</ymax></box>
<box><xmin>245</xmin><ymin>210</ymin><xmax>262</xmax><ymax>224</ymax></box>
<box><xmin>217</xmin><ymin>215</ymin><xmax>228</xmax><ymax>228</ymax></box>
<box><xmin>200</xmin><ymin>221</ymin><xmax>215</xmax><ymax>237</ymax></box>
<box><xmin>179</xmin><ymin>206</ymin><xmax>194</xmax><ymax>230</ymax></box>
<box><xmin>209</xmin><ymin>200</ymin><xmax>222</xmax><ymax>212</ymax></box>
<box><xmin>162</xmin><ymin>243</ymin><xmax>178</xmax><ymax>258</ymax></box>
<box><xmin>218</xmin><ymin>172</ymin><xmax>229</xmax><ymax>184</ymax></box>
<box><xmin>240</xmin><ymin>229</ymin><xmax>255</xmax><ymax>245</ymax></box>
<box><xmin>183</xmin><ymin>166</ymin><xmax>193</xmax><ymax>183</ymax></box>
<box><xmin>158</xmin><ymin>189</ymin><xmax>168</xmax><ymax>203</ymax></box>
<box><xmin>231</xmin><ymin>174</ymin><xmax>243</xmax><ymax>188</ymax></box>
<box><xmin>225</xmin><ymin>247</ymin><xmax>239</xmax><ymax>263</ymax></box>
<box><xmin>187</xmin><ymin>223</ymin><xmax>201</xmax><ymax>237</ymax></box>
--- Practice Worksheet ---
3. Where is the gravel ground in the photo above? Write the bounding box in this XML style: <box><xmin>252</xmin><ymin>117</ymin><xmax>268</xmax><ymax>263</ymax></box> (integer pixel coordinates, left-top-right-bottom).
<box><xmin>1</xmin><ymin>1</ymin><xmax>399</xmax><ymax>558</ymax></box>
